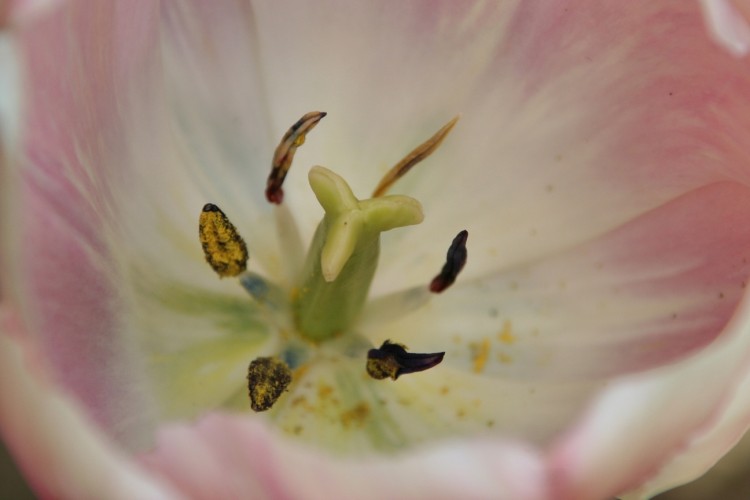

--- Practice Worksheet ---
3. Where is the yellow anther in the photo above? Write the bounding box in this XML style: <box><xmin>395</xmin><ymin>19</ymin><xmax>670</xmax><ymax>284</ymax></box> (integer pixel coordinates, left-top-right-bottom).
<box><xmin>198</xmin><ymin>203</ymin><xmax>248</xmax><ymax>278</ymax></box>
<box><xmin>247</xmin><ymin>356</ymin><xmax>293</xmax><ymax>412</ymax></box>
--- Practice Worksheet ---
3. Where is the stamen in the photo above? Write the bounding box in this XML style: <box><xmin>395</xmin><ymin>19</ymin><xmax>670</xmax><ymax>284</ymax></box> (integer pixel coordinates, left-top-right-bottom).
<box><xmin>430</xmin><ymin>230</ymin><xmax>468</xmax><ymax>293</ymax></box>
<box><xmin>266</xmin><ymin>111</ymin><xmax>327</xmax><ymax>204</ymax></box>
<box><xmin>366</xmin><ymin>340</ymin><xmax>445</xmax><ymax>380</ymax></box>
<box><xmin>247</xmin><ymin>356</ymin><xmax>293</xmax><ymax>412</ymax></box>
<box><xmin>371</xmin><ymin>116</ymin><xmax>459</xmax><ymax>198</ymax></box>
<box><xmin>198</xmin><ymin>203</ymin><xmax>249</xmax><ymax>278</ymax></box>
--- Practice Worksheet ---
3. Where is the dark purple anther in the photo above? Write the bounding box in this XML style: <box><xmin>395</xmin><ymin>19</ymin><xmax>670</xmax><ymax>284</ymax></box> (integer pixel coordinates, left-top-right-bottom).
<box><xmin>366</xmin><ymin>340</ymin><xmax>445</xmax><ymax>380</ymax></box>
<box><xmin>429</xmin><ymin>229</ymin><xmax>468</xmax><ymax>293</ymax></box>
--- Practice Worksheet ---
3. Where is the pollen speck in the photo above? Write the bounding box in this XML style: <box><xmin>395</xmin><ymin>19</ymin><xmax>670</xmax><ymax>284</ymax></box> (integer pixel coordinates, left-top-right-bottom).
<box><xmin>497</xmin><ymin>352</ymin><xmax>513</xmax><ymax>364</ymax></box>
<box><xmin>439</xmin><ymin>385</ymin><xmax>450</xmax><ymax>395</ymax></box>
<box><xmin>317</xmin><ymin>383</ymin><xmax>334</xmax><ymax>400</ymax></box>
<box><xmin>497</xmin><ymin>320</ymin><xmax>516</xmax><ymax>345</ymax></box>
<box><xmin>471</xmin><ymin>338</ymin><xmax>491</xmax><ymax>373</ymax></box>
<box><xmin>340</xmin><ymin>402</ymin><xmax>370</xmax><ymax>428</ymax></box>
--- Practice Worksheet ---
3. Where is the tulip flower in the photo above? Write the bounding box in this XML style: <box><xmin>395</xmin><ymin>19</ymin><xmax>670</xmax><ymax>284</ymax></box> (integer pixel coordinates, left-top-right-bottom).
<box><xmin>3</xmin><ymin>1</ymin><xmax>750</xmax><ymax>499</ymax></box>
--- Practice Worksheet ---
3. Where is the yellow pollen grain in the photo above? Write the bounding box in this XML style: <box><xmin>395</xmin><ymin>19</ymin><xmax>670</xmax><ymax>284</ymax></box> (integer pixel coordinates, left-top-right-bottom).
<box><xmin>471</xmin><ymin>338</ymin><xmax>491</xmax><ymax>373</ymax></box>
<box><xmin>439</xmin><ymin>385</ymin><xmax>450</xmax><ymax>395</ymax></box>
<box><xmin>317</xmin><ymin>383</ymin><xmax>334</xmax><ymax>400</ymax></box>
<box><xmin>340</xmin><ymin>402</ymin><xmax>370</xmax><ymax>428</ymax></box>
<box><xmin>497</xmin><ymin>320</ymin><xmax>516</xmax><ymax>345</ymax></box>
<box><xmin>497</xmin><ymin>352</ymin><xmax>513</xmax><ymax>364</ymax></box>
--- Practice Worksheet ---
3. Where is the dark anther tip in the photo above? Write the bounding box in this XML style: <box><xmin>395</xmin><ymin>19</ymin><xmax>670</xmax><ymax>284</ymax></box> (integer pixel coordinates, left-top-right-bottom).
<box><xmin>366</xmin><ymin>340</ymin><xmax>445</xmax><ymax>380</ymax></box>
<box><xmin>430</xmin><ymin>229</ymin><xmax>469</xmax><ymax>293</ymax></box>
<box><xmin>265</xmin><ymin>187</ymin><xmax>284</xmax><ymax>205</ymax></box>
<box><xmin>202</xmin><ymin>203</ymin><xmax>221</xmax><ymax>213</ymax></box>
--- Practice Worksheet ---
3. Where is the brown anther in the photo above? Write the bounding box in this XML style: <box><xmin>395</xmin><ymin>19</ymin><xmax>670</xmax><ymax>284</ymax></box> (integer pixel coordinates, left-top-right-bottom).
<box><xmin>247</xmin><ymin>356</ymin><xmax>293</xmax><ymax>412</ymax></box>
<box><xmin>371</xmin><ymin>115</ymin><xmax>459</xmax><ymax>198</ymax></box>
<box><xmin>266</xmin><ymin>111</ymin><xmax>327</xmax><ymax>204</ymax></box>
<box><xmin>430</xmin><ymin>230</ymin><xmax>468</xmax><ymax>293</ymax></box>
<box><xmin>366</xmin><ymin>340</ymin><xmax>445</xmax><ymax>380</ymax></box>
<box><xmin>198</xmin><ymin>203</ymin><xmax>249</xmax><ymax>278</ymax></box>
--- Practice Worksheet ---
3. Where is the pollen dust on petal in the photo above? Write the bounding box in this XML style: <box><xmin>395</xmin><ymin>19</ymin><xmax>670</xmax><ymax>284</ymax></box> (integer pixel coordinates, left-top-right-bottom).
<box><xmin>471</xmin><ymin>338</ymin><xmax>491</xmax><ymax>373</ymax></box>
<box><xmin>497</xmin><ymin>320</ymin><xmax>516</xmax><ymax>345</ymax></box>
<box><xmin>497</xmin><ymin>352</ymin><xmax>513</xmax><ymax>364</ymax></box>
<box><xmin>340</xmin><ymin>402</ymin><xmax>371</xmax><ymax>428</ymax></box>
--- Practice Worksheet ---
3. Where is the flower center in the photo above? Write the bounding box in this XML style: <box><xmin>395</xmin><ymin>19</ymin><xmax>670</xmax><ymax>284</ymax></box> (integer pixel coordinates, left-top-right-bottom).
<box><xmin>198</xmin><ymin>113</ymin><xmax>465</xmax><ymax>412</ymax></box>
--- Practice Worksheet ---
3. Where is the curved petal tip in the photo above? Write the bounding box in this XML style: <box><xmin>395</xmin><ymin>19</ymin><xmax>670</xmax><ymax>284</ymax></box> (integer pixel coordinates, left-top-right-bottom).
<box><xmin>700</xmin><ymin>0</ymin><xmax>750</xmax><ymax>56</ymax></box>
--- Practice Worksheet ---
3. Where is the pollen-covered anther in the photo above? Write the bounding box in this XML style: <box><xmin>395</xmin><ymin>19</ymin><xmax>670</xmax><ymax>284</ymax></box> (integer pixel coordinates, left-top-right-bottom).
<box><xmin>372</xmin><ymin>115</ymin><xmax>459</xmax><ymax>198</ymax></box>
<box><xmin>366</xmin><ymin>340</ymin><xmax>445</xmax><ymax>380</ymax></box>
<box><xmin>247</xmin><ymin>356</ymin><xmax>293</xmax><ymax>412</ymax></box>
<box><xmin>198</xmin><ymin>203</ymin><xmax>249</xmax><ymax>278</ymax></box>
<box><xmin>266</xmin><ymin>111</ymin><xmax>327</xmax><ymax>204</ymax></box>
<box><xmin>430</xmin><ymin>229</ymin><xmax>468</xmax><ymax>293</ymax></box>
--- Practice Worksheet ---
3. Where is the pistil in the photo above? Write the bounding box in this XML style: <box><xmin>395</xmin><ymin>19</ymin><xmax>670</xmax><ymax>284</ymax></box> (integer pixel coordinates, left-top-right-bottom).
<box><xmin>294</xmin><ymin>166</ymin><xmax>423</xmax><ymax>341</ymax></box>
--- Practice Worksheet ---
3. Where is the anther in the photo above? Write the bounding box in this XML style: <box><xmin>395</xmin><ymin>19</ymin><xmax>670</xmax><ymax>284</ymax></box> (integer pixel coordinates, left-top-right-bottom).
<box><xmin>266</xmin><ymin>111</ymin><xmax>327</xmax><ymax>204</ymax></box>
<box><xmin>247</xmin><ymin>356</ymin><xmax>293</xmax><ymax>412</ymax></box>
<box><xmin>366</xmin><ymin>340</ymin><xmax>445</xmax><ymax>380</ymax></box>
<box><xmin>372</xmin><ymin>116</ymin><xmax>459</xmax><ymax>198</ymax></box>
<box><xmin>430</xmin><ymin>229</ymin><xmax>468</xmax><ymax>293</ymax></box>
<box><xmin>198</xmin><ymin>203</ymin><xmax>249</xmax><ymax>278</ymax></box>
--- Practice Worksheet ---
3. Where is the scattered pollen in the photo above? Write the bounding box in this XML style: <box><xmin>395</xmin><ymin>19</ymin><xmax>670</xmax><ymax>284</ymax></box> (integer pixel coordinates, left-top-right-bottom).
<box><xmin>497</xmin><ymin>320</ymin><xmax>516</xmax><ymax>345</ymax></box>
<box><xmin>266</xmin><ymin>111</ymin><xmax>327</xmax><ymax>204</ymax></box>
<box><xmin>430</xmin><ymin>230</ymin><xmax>469</xmax><ymax>293</ymax></box>
<box><xmin>247</xmin><ymin>356</ymin><xmax>293</xmax><ymax>412</ymax></box>
<box><xmin>372</xmin><ymin>116</ymin><xmax>459</xmax><ymax>197</ymax></box>
<box><xmin>366</xmin><ymin>340</ymin><xmax>445</xmax><ymax>380</ymax></box>
<box><xmin>497</xmin><ymin>352</ymin><xmax>513</xmax><ymax>364</ymax></box>
<box><xmin>340</xmin><ymin>402</ymin><xmax>371</xmax><ymax>428</ymax></box>
<box><xmin>471</xmin><ymin>338</ymin><xmax>491</xmax><ymax>373</ymax></box>
<box><xmin>198</xmin><ymin>203</ymin><xmax>249</xmax><ymax>278</ymax></box>
<box><xmin>317</xmin><ymin>383</ymin><xmax>334</xmax><ymax>400</ymax></box>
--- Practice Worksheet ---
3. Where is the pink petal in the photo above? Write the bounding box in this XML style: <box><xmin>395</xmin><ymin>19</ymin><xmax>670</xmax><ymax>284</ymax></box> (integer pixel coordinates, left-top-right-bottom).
<box><xmin>0</xmin><ymin>0</ymin><xmax>61</xmax><ymax>27</ymax></box>
<box><xmin>548</xmin><ymin>291</ymin><xmax>750</xmax><ymax>500</ymax></box>
<box><xmin>630</xmin><ymin>366</ymin><xmax>750</xmax><ymax>496</ymax></box>
<box><xmin>0</xmin><ymin>308</ymin><xmax>179</xmax><ymax>499</ymax></box>
<box><xmin>4</xmin><ymin>0</ymin><xmax>162</xmax><ymax>441</ymax></box>
<box><xmin>390</xmin><ymin>182</ymin><xmax>750</xmax><ymax>380</ymax></box>
<box><xmin>141</xmin><ymin>413</ymin><xmax>550</xmax><ymax>500</ymax></box>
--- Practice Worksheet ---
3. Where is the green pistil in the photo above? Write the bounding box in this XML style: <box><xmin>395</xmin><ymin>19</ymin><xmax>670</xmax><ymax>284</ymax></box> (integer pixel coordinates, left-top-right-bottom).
<box><xmin>294</xmin><ymin>166</ymin><xmax>423</xmax><ymax>341</ymax></box>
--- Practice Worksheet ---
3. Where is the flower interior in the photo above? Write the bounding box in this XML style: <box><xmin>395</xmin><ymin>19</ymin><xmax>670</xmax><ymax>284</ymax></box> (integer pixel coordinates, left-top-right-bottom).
<box><xmin>186</xmin><ymin>113</ymin><xmax>474</xmax><ymax>451</ymax></box>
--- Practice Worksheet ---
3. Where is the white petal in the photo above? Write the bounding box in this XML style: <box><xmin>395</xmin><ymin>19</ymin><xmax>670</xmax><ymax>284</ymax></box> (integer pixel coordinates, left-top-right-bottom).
<box><xmin>699</xmin><ymin>0</ymin><xmax>750</xmax><ymax>56</ymax></box>
<box><xmin>548</xmin><ymin>290</ymin><xmax>750</xmax><ymax>500</ymax></box>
